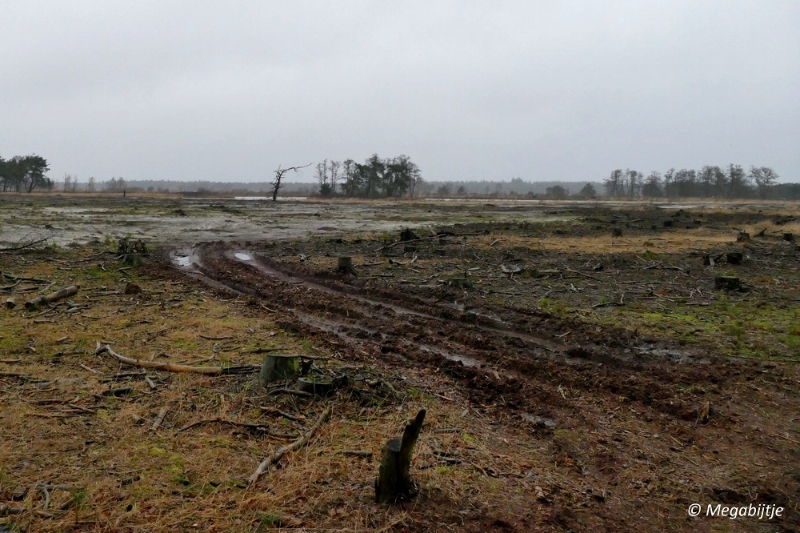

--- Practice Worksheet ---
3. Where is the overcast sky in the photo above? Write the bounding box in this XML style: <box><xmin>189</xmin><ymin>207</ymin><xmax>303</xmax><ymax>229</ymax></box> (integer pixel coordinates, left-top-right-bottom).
<box><xmin>1</xmin><ymin>1</ymin><xmax>798</xmax><ymax>183</ymax></box>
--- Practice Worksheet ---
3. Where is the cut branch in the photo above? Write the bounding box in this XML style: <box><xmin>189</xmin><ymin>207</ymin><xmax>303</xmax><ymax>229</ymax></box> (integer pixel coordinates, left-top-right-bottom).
<box><xmin>249</xmin><ymin>405</ymin><xmax>332</xmax><ymax>485</ymax></box>
<box><xmin>95</xmin><ymin>342</ymin><xmax>258</xmax><ymax>375</ymax></box>
<box><xmin>24</xmin><ymin>285</ymin><xmax>78</xmax><ymax>310</ymax></box>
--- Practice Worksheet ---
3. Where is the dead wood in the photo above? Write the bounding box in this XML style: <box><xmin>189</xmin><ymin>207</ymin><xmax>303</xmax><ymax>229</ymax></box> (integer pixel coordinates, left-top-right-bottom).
<box><xmin>336</xmin><ymin>256</ymin><xmax>357</xmax><ymax>275</ymax></box>
<box><xmin>95</xmin><ymin>342</ymin><xmax>259</xmax><ymax>375</ymax></box>
<box><xmin>151</xmin><ymin>406</ymin><xmax>170</xmax><ymax>431</ymax></box>
<box><xmin>267</xmin><ymin>388</ymin><xmax>313</xmax><ymax>398</ymax></box>
<box><xmin>249</xmin><ymin>405</ymin><xmax>332</xmax><ymax>484</ymax></box>
<box><xmin>714</xmin><ymin>276</ymin><xmax>741</xmax><ymax>291</ymax></box>
<box><xmin>341</xmin><ymin>450</ymin><xmax>373</xmax><ymax>458</ymax></box>
<box><xmin>24</xmin><ymin>285</ymin><xmax>79</xmax><ymax>310</ymax></box>
<box><xmin>0</xmin><ymin>504</ymin><xmax>26</xmax><ymax>515</ymax></box>
<box><xmin>375</xmin><ymin>409</ymin><xmax>426</xmax><ymax>503</ymax></box>
<box><xmin>259</xmin><ymin>354</ymin><xmax>300</xmax><ymax>385</ymax></box>
<box><xmin>178</xmin><ymin>418</ymin><xmax>298</xmax><ymax>438</ymax></box>
<box><xmin>0</xmin><ymin>237</ymin><xmax>49</xmax><ymax>252</ymax></box>
<box><xmin>260</xmin><ymin>407</ymin><xmax>306</xmax><ymax>422</ymax></box>
<box><xmin>375</xmin><ymin>232</ymin><xmax>482</xmax><ymax>252</ymax></box>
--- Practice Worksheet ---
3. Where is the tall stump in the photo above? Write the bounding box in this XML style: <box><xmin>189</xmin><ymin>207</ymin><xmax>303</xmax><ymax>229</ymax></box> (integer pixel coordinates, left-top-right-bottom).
<box><xmin>375</xmin><ymin>409</ymin><xmax>426</xmax><ymax>504</ymax></box>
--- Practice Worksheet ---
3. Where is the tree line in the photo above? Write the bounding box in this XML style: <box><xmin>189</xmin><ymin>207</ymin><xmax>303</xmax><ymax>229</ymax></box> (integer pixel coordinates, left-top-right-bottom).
<box><xmin>0</xmin><ymin>154</ymin><xmax>52</xmax><ymax>192</ymax></box>
<box><xmin>313</xmin><ymin>154</ymin><xmax>422</xmax><ymax>198</ymax></box>
<box><xmin>604</xmin><ymin>165</ymin><xmax>783</xmax><ymax>199</ymax></box>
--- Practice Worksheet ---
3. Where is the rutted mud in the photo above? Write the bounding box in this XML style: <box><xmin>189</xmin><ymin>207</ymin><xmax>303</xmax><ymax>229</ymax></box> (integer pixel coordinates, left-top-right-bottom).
<box><xmin>167</xmin><ymin>240</ymin><xmax>737</xmax><ymax>425</ymax></box>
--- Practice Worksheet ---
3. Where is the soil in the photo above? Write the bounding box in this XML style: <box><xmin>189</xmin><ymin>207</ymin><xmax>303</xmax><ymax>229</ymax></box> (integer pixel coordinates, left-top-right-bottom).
<box><xmin>1</xmin><ymin>195</ymin><xmax>799</xmax><ymax>532</ymax></box>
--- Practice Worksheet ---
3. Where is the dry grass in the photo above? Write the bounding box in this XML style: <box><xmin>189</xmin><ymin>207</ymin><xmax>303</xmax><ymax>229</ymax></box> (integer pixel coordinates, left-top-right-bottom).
<box><xmin>0</xmin><ymin>248</ymin><xmax>539</xmax><ymax>532</ymax></box>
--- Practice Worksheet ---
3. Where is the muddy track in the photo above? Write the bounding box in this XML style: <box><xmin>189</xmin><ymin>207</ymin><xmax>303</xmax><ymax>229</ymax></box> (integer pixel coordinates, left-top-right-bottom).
<box><xmin>165</xmin><ymin>241</ymin><xmax>751</xmax><ymax>426</ymax></box>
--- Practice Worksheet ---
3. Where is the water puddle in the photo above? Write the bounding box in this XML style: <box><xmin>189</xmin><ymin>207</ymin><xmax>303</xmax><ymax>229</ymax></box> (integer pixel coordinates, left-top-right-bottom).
<box><xmin>234</xmin><ymin>252</ymin><xmax>253</xmax><ymax>261</ymax></box>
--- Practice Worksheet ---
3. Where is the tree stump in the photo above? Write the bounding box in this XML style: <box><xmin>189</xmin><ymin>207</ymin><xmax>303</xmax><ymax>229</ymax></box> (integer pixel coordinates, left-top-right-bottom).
<box><xmin>726</xmin><ymin>252</ymin><xmax>743</xmax><ymax>265</ymax></box>
<box><xmin>400</xmin><ymin>228</ymin><xmax>418</xmax><ymax>241</ymax></box>
<box><xmin>5</xmin><ymin>298</ymin><xmax>15</xmax><ymax>309</ymax></box>
<box><xmin>784</xmin><ymin>233</ymin><xmax>795</xmax><ymax>242</ymax></box>
<box><xmin>715</xmin><ymin>276</ymin><xmax>741</xmax><ymax>291</ymax></box>
<box><xmin>297</xmin><ymin>376</ymin><xmax>334</xmax><ymax>396</ymax></box>
<box><xmin>259</xmin><ymin>354</ymin><xmax>300</xmax><ymax>386</ymax></box>
<box><xmin>375</xmin><ymin>409</ymin><xmax>426</xmax><ymax>504</ymax></box>
<box><xmin>336</xmin><ymin>257</ymin><xmax>357</xmax><ymax>276</ymax></box>
<box><xmin>736</xmin><ymin>231</ymin><xmax>750</xmax><ymax>242</ymax></box>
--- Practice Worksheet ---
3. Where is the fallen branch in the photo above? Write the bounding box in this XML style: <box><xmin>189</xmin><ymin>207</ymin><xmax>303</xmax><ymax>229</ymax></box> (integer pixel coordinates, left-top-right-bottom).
<box><xmin>178</xmin><ymin>418</ymin><xmax>298</xmax><ymax>439</ymax></box>
<box><xmin>24</xmin><ymin>285</ymin><xmax>79</xmax><ymax>310</ymax></box>
<box><xmin>249</xmin><ymin>405</ymin><xmax>332</xmax><ymax>485</ymax></box>
<box><xmin>0</xmin><ymin>504</ymin><xmax>26</xmax><ymax>516</ymax></box>
<box><xmin>0</xmin><ymin>237</ymin><xmax>49</xmax><ymax>252</ymax></box>
<box><xmin>260</xmin><ymin>407</ymin><xmax>306</xmax><ymax>422</ymax></box>
<box><xmin>267</xmin><ymin>388</ymin><xmax>313</xmax><ymax>398</ymax></box>
<box><xmin>95</xmin><ymin>342</ymin><xmax>259</xmax><ymax>375</ymax></box>
<box><xmin>151</xmin><ymin>406</ymin><xmax>170</xmax><ymax>431</ymax></box>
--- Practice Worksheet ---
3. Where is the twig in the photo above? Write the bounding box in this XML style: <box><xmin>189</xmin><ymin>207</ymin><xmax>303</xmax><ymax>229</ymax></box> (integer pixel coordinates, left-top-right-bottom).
<box><xmin>565</xmin><ymin>267</ymin><xmax>603</xmax><ymax>282</ymax></box>
<box><xmin>79</xmin><ymin>363</ymin><xmax>103</xmax><ymax>374</ymax></box>
<box><xmin>267</xmin><ymin>388</ymin><xmax>313</xmax><ymax>398</ymax></box>
<box><xmin>151</xmin><ymin>406</ymin><xmax>170</xmax><ymax>431</ymax></box>
<box><xmin>341</xmin><ymin>450</ymin><xmax>373</xmax><ymax>457</ymax></box>
<box><xmin>249</xmin><ymin>406</ymin><xmax>332</xmax><ymax>485</ymax></box>
<box><xmin>178</xmin><ymin>418</ymin><xmax>298</xmax><ymax>439</ymax></box>
<box><xmin>260</xmin><ymin>407</ymin><xmax>306</xmax><ymax>422</ymax></box>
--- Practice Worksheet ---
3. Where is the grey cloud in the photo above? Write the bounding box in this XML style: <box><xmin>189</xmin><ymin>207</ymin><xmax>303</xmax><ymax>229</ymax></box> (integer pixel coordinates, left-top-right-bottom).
<box><xmin>1</xmin><ymin>0</ymin><xmax>798</xmax><ymax>183</ymax></box>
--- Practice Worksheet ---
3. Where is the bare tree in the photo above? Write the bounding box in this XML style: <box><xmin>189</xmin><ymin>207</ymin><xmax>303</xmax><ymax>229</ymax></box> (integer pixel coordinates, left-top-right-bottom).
<box><xmin>87</xmin><ymin>176</ymin><xmax>96</xmax><ymax>192</ymax></box>
<box><xmin>329</xmin><ymin>160</ymin><xmax>340</xmax><ymax>193</ymax></box>
<box><xmin>750</xmin><ymin>166</ymin><xmax>778</xmax><ymax>199</ymax></box>
<box><xmin>72</xmin><ymin>175</ymin><xmax>79</xmax><ymax>192</ymax></box>
<box><xmin>63</xmin><ymin>173</ymin><xmax>72</xmax><ymax>192</ymax></box>
<box><xmin>271</xmin><ymin>163</ymin><xmax>311</xmax><ymax>202</ymax></box>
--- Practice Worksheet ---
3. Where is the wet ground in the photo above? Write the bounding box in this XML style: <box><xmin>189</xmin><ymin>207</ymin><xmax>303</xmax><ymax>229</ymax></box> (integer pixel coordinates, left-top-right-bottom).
<box><xmin>2</xmin><ymin>194</ymin><xmax>799</xmax><ymax>531</ymax></box>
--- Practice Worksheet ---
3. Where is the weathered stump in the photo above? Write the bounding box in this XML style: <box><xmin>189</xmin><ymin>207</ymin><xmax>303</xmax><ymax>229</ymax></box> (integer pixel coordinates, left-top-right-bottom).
<box><xmin>736</xmin><ymin>231</ymin><xmax>750</xmax><ymax>242</ymax></box>
<box><xmin>259</xmin><ymin>354</ymin><xmax>300</xmax><ymax>386</ymax></box>
<box><xmin>336</xmin><ymin>257</ymin><xmax>357</xmax><ymax>276</ymax></box>
<box><xmin>726</xmin><ymin>252</ymin><xmax>743</xmax><ymax>265</ymax></box>
<box><xmin>375</xmin><ymin>409</ymin><xmax>426</xmax><ymax>504</ymax></box>
<box><xmin>715</xmin><ymin>276</ymin><xmax>741</xmax><ymax>291</ymax></box>
<box><xmin>297</xmin><ymin>376</ymin><xmax>334</xmax><ymax>396</ymax></box>
<box><xmin>5</xmin><ymin>298</ymin><xmax>15</xmax><ymax>309</ymax></box>
<box><xmin>400</xmin><ymin>228</ymin><xmax>418</xmax><ymax>241</ymax></box>
<box><xmin>24</xmin><ymin>286</ymin><xmax>79</xmax><ymax>310</ymax></box>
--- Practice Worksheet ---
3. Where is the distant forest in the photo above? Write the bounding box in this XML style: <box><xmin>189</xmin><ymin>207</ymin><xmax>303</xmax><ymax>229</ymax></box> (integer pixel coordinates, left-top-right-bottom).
<box><xmin>3</xmin><ymin>152</ymin><xmax>800</xmax><ymax>199</ymax></box>
<box><xmin>602</xmin><ymin>165</ymin><xmax>799</xmax><ymax>199</ymax></box>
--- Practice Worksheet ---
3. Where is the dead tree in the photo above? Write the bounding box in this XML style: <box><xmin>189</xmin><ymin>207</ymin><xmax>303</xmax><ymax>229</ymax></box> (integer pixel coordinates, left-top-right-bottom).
<box><xmin>270</xmin><ymin>163</ymin><xmax>311</xmax><ymax>202</ymax></box>
<box><xmin>375</xmin><ymin>409</ymin><xmax>426</xmax><ymax>503</ymax></box>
